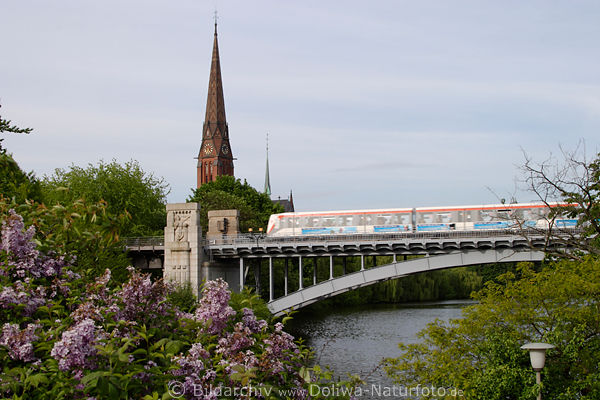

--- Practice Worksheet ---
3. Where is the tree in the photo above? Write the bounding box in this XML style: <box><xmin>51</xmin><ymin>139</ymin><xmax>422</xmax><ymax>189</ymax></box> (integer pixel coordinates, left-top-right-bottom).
<box><xmin>0</xmin><ymin>197</ymin><xmax>131</xmax><ymax>283</ymax></box>
<box><xmin>384</xmin><ymin>259</ymin><xmax>600</xmax><ymax>399</ymax></box>
<box><xmin>0</xmin><ymin>151</ymin><xmax>43</xmax><ymax>204</ymax></box>
<box><xmin>0</xmin><ymin>104</ymin><xmax>41</xmax><ymax>203</ymax></box>
<box><xmin>41</xmin><ymin>159</ymin><xmax>170</xmax><ymax>236</ymax></box>
<box><xmin>520</xmin><ymin>146</ymin><xmax>600</xmax><ymax>258</ymax></box>
<box><xmin>384</xmin><ymin>148</ymin><xmax>600</xmax><ymax>399</ymax></box>
<box><xmin>188</xmin><ymin>176</ymin><xmax>284</xmax><ymax>233</ymax></box>
<box><xmin>0</xmin><ymin>103</ymin><xmax>32</xmax><ymax>137</ymax></box>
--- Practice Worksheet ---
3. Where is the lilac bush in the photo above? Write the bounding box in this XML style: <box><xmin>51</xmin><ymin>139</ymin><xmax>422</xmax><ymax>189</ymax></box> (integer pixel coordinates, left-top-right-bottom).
<box><xmin>0</xmin><ymin>210</ymin><xmax>360</xmax><ymax>399</ymax></box>
<box><xmin>51</xmin><ymin>318</ymin><xmax>105</xmax><ymax>371</ymax></box>
<box><xmin>0</xmin><ymin>322</ymin><xmax>40</xmax><ymax>362</ymax></box>
<box><xmin>194</xmin><ymin>278</ymin><xmax>236</xmax><ymax>334</ymax></box>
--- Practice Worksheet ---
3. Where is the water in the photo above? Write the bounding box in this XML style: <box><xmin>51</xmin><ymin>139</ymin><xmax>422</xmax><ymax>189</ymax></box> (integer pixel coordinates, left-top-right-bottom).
<box><xmin>287</xmin><ymin>300</ymin><xmax>473</xmax><ymax>398</ymax></box>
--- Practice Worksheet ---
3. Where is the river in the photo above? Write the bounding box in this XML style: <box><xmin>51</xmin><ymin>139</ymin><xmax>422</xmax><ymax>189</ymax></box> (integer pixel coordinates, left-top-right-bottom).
<box><xmin>286</xmin><ymin>300</ymin><xmax>473</xmax><ymax>399</ymax></box>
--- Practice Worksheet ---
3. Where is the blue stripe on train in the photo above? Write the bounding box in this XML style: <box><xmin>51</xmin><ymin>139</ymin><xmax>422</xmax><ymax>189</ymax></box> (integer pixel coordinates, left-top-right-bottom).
<box><xmin>474</xmin><ymin>221</ymin><xmax>510</xmax><ymax>229</ymax></box>
<box><xmin>417</xmin><ymin>224</ymin><xmax>448</xmax><ymax>231</ymax></box>
<box><xmin>556</xmin><ymin>219</ymin><xmax>577</xmax><ymax>227</ymax></box>
<box><xmin>301</xmin><ymin>227</ymin><xmax>358</xmax><ymax>235</ymax></box>
<box><xmin>374</xmin><ymin>225</ymin><xmax>411</xmax><ymax>232</ymax></box>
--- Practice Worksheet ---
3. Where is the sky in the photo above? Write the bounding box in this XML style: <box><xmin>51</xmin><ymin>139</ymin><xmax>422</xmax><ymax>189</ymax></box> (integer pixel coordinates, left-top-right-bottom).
<box><xmin>2</xmin><ymin>0</ymin><xmax>599</xmax><ymax>212</ymax></box>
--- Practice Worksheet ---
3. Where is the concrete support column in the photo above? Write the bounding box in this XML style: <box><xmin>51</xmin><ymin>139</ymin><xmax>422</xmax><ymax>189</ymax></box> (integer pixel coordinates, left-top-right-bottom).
<box><xmin>254</xmin><ymin>259</ymin><xmax>261</xmax><ymax>296</ymax></box>
<box><xmin>239</xmin><ymin>258</ymin><xmax>244</xmax><ymax>292</ymax></box>
<box><xmin>298</xmin><ymin>256</ymin><xmax>303</xmax><ymax>290</ymax></box>
<box><xmin>164</xmin><ymin>203</ymin><xmax>202</xmax><ymax>297</ymax></box>
<box><xmin>360</xmin><ymin>255</ymin><xmax>365</xmax><ymax>271</ymax></box>
<box><xmin>269</xmin><ymin>257</ymin><xmax>274</xmax><ymax>303</ymax></box>
<box><xmin>393</xmin><ymin>253</ymin><xmax>397</xmax><ymax>263</ymax></box>
<box><xmin>329</xmin><ymin>255</ymin><xmax>333</xmax><ymax>280</ymax></box>
<box><xmin>313</xmin><ymin>258</ymin><xmax>317</xmax><ymax>285</ymax></box>
<box><xmin>284</xmin><ymin>258</ymin><xmax>289</xmax><ymax>296</ymax></box>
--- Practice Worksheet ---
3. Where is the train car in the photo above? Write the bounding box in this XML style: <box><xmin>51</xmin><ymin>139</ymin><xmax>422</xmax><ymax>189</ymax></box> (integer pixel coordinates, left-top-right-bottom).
<box><xmin>266</xmin><ymin>202</ymin><xmax>578</xmax><ymax>237</ymax></box>
<box><xmin>414</xmin><ymin>202</ymin><xmax>577</xmax><ymax>232</ymax></box>
<box><xmin>266</xmin><ymin>208</ymin><xmax>413</xmax><ymax>237</ymax></box>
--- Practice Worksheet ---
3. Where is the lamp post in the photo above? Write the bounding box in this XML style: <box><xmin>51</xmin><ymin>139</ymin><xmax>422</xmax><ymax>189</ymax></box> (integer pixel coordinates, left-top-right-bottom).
<box><xmin>521</xmin><ymin>342</ymin><xmax>554</xmax><ymax>400</ymax></box>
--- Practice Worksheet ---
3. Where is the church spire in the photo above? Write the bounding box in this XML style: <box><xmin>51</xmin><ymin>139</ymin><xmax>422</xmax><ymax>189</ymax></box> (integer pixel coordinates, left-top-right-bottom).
<box><xmin>205</xmin><ymin>20</ymin><xmax>226</xmax><ymax>128</ymax></box>
<box><xmin>264</xmin><ymin>133</ymin><xmax>272</xmax><ymax>197</ymax></box>
<box><xmin>197</xmin><ymin>18</ymin><xmax>234</xmax><ymax>188</ymax></box>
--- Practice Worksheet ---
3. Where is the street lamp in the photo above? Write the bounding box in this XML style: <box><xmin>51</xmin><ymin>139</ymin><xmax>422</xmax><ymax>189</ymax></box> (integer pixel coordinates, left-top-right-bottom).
<box><xmin>521</xmin><ymin>342</ymin><xmax>555</xmax><ymax>400</ymax></box>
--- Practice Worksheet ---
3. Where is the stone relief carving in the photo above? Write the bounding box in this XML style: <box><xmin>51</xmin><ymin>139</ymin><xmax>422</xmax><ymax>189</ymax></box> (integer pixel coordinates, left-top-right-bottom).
<box><xmin>173</xmin><ymin>212</ymin><xmax>191</xmax><ymax>242</ymax></box>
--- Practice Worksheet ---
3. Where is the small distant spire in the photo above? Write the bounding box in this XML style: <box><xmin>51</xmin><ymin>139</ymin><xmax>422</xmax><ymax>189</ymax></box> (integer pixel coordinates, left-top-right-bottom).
<box><xmin>213</xmin><ymin>10</ymin><xmax>218</xmax><ymax>33</ymax></box>
<box><xmin>264</xmin><ymin>133</ymin><xmax>272</xmax><ymax>197</ymax></box>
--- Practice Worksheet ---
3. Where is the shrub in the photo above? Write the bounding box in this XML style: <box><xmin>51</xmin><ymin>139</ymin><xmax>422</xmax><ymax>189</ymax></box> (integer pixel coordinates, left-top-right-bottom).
<box><xmin>0</xmin><ymin>210</ymin><xmax>360</xmax><ymax>399</ymax></box>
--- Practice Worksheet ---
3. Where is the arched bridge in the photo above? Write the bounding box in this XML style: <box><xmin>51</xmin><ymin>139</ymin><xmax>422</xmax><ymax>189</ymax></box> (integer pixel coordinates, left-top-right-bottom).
<box><xmin>266</xmin><ymin>248</ymin><xmax>543</xmax><ymax>316</ymax></box>
<box><xmin>125</xmin><ymin>230</ymin><xmax>557</xmax><ymax>315</ymax></box>
<box><xmin>203</xmin><ymin>230</ymin><xmax>554</xmax><ymax>316</ymax></box>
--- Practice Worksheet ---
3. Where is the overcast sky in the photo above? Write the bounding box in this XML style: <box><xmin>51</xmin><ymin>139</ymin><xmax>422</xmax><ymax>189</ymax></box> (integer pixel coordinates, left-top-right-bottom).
<box><xmin>2</xmin><ymin>1</ymin><xmax>599</xmax><ymax>212</ymax></box>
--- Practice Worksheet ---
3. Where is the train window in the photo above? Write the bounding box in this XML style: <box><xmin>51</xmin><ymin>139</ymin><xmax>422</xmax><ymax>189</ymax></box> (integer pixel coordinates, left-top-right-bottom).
<box><xmin>422</xmin><ymin>213</ymin><xmax>433</xmax><ymax>223</ymax></box>
<box><xmin>438</xmin><ymin>213</ymin><xmax>451</xmax><ymax>223</ymax></box>
<box><xmin>323</xmin><ymin>217</ymin><xmax>335</xmax><ymax>227</ymax></box>
<box><xmin>496</xmin><ymin>209</ymin><xmax>511</xmax><ymax>221</ymax></box>
<box><xmin>300</xmin><ymin>216</ymin><xmax>310</xmax><ymax>227</ymax></box>
<box><xmin>376</xmin><ymin>214</ymin><xmax>389</xmax><ymax>225</ymax></box>
<box><xmin>479</xmin><ymin>210</ymin><xmax>492</xmax><ymax>222</ymax></box>
<box><xmin>466</xmin><ymin>210</ymin><xmax>475</xmax><ymax>221</ymax></box>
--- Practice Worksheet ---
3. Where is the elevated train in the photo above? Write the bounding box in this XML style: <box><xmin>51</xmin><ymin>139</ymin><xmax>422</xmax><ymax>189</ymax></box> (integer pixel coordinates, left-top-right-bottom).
<box><xmin>266</xmin><ymin>202</ymin><xmax>578</xmax><ymax>237</ymax></box>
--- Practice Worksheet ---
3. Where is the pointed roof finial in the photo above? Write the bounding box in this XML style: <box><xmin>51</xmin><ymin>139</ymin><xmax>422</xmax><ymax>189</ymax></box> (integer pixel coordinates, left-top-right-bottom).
<box><xmin>214</xmin><ymin>10</ymin><xmax>218</xmax><ymax>34</ymax></box>
<box><xmin>264</xmin><ymin>133</ymin><xmax>272</xmax><ymax>197</ymax></box>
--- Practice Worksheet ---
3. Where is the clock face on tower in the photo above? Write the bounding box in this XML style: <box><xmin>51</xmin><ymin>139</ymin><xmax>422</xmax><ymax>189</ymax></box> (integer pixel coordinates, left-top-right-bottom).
<box><xmin>221</xmin><ymin>144</ymin><xmax>230</xmax><ymax>155</ymax></box>
<box><xmin>203</xmin><ymin>143</ymin><xmax>214</xmax><ymax>156</ymax></box>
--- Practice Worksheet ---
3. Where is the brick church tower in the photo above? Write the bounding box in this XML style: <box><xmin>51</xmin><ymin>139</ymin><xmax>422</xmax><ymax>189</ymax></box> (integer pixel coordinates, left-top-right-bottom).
<box><xmin>197</xmin><ymin>22</ymin><xmax>234</xmax><ymax>188</ymax></box>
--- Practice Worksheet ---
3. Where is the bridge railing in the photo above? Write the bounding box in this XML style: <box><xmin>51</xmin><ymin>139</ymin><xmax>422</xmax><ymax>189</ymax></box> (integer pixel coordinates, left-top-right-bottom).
<box><xmin>201</xmin><ymin>228</ymin><xmax>551</xmax><ymax>246</ymax></box>
<box><xmin>123</xmin><ymin>236</ymin><xmax>164</xmax><ymax>248</ymax></box>
<box><xmin>124</xmin><ymin>228</ymin><xmax>580</xmax><ymax>249</ymax></box>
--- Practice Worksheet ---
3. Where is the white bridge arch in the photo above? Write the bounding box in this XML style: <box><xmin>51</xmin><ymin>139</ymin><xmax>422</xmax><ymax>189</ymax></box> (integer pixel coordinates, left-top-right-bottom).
<box><xmin>267</xmin><ymin>249</ymin><xmax>544</xmax><ymax>316</ymax></box>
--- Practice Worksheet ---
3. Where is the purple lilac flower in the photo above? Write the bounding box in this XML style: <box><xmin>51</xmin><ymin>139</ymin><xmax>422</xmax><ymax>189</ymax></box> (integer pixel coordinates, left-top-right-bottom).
<box><xmin>0</xmin><ymin>323</ymin><xmax>40</xmax><ymax>362</ymax></box>
<box><xmin>0</xmin><ymin>283</ymin><xmax>46</xmax><ymax>316</ymax></box>
<box><xmin>241</xmin><ymin>307</ymin><xmax>267</xmax><ymax>333</ymax></box>
<box><xmin>194</xmin><ymin>279</ymin><xmax>236</xmax><ymax>335</ymax></box>
<box><xmin>51</xmin><ymin>318</ymin><xmax>105</xmax><ymax>371</ymax></box>
<box><xmin>0</xmin><ymin>210</ymin><xmax>69</xmax><ymax>280</ymax></box>
<box><xmin>171</xmin><ymin>343</ymin><xmax>218</xmax><ymax>399</ymax></box>
<box><xmin>113</xmin><ymin>269</ymin><xmax>169</xmax><ymax>323</ymax></box>
<box><xmin>261</xmin><ymin>325</ymin><xmax>300</xmax><ymax>375</ymax></box>
<box><xmin>216</xmin><ymin>322</ymin><xmax>256</xmax><ymax>357</ymax></box>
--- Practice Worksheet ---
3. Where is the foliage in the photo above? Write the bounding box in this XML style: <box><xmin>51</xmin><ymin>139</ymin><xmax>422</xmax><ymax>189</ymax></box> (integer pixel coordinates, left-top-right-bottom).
<box><xmin>0</xmin><ymin>211</ymin><xmax>361</xmax><ymax>399</ymax></box>
<box><xmin>167</xmin><ymin>282</ymin><xmax>197</xmax><ymax>314</ymax></box>
<box><xmin>384</xmin><ymin>259</ymin><xmax>600</xmax><ymax>399</ymax></box>
<box><xmin>0</xmin><ymin>150</ymin><xmax>43</xmax><ymax>204</ymax></box>
<box><xmin>0</xmin><ymin>106</ymin><xmax>41</xmax><ymax>203</ymax></box>
<box><xmin>229</xmin><ymin>287</ymin><xmax>273</xmax><ymax>323</ymax></box>
<box><xmin>521</xmin><ymin>147</ymin><xmax>600</xmax><ymax>258</ymax></box>
<box><xmin>41</xmin><ymin>159</ymin><xmax>169</xmax><ymax>237</ymax></box>
<box><xmin>0</xmin><ymin>104</ymin><xmax>32</xmax><ymax>136</ymax></box>
<box><xmin>0</xmin><ymin>197</ymin><xmax>131</xmax><ymax>284</ymax></box>
<box><xmin>188</xmin><ymin>176</ymin><xmax>284</xmax><ymax>233</ymax></box>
